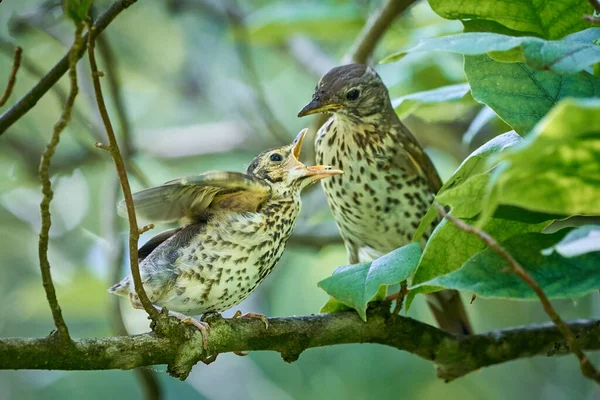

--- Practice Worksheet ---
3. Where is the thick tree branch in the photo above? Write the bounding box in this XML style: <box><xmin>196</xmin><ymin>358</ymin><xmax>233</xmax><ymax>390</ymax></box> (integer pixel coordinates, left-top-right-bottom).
<box><xmin>1</xmin><ymin>308</ymin><xmax>599</xmax><ymax>382</ymax></box>
<box><xmin>37</xmin><ymin>24</ymin><xmax>85</xmax><ymax>344</ymax></box>
<box><xmin>0</xmin><ymin>46</ymin><xmax>22</xmax><ymax>107</ymax></box>
<box><xmin>435</xmin><ymin>204</ymin><xmax>600</xmax><ymax>385</ymax></box>
<box><xmin>87</xmin><ymin>24</ymin><xmax>158</xmax><ymax>320</ymax></box>
<box><xmin>0</xmin><ymin>0</ymin><xmax>140</xmax><ymax>136</ymax></box>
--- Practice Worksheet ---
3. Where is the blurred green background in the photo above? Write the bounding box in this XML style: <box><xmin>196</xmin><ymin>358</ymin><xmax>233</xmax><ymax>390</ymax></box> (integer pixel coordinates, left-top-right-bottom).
<box><xmin>0</xmin><ymin>0</ymin><xmax>598</xmax><ymax>399</ymax></box>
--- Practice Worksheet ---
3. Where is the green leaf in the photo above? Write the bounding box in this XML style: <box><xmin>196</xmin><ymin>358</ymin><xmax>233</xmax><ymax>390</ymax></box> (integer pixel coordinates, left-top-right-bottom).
<box><xmin>320</xmin><ymin>297</ymin><xmax>352</xmax><ymax>313</ymax></box>
<box><xmin>487</xmin><ymin>98</ymin><xmax>600</xmax><ymax>216</ymax></box>
<box><xmin>419</xmin><ymin>231</ymin><xmax>600</xmax><ymax>299</ymax></box>
<box><xmin>317</xmin><ymin>243</ymin><xmax>422</xmax><ymax>321</ymax></box>
<box><xmin>63</xmin><ymin>0</ymin><xmax>93</xmax><ymax>23</ymax></box>
<box><xmin>413</xmin><ymin>131</ymin><xmax>522</xmax><ymax>240</ymax></box>
<box><xmin>412</xmin><ymin>216</ymin><xmax>550</xmax><ymax>290</ymax></box>
<box><xmin>245</xmin><ymin>2</ymin><xmax>363</xmax><ymax>44</ymax></box>
<box><xmin>464</xmin><ymin>54</ymin><xmax>600</xmax><ymax>135</ymax></box>
<box><xmin>543</xmin><ymin>225</ymin><xmax>600</xmax><ymax>257</ymax></box>
<box><xmin>427</xmin><ymin>0</ymin><xmax>594</xmax><ymax>40</ymax></box>
<box><xmin>383</xmin><ymin>29</ymin><xmax>600</xmax><ymax>75</ymax></box>
<box><xmin>391</xmin><ymin>83</ymin><xmax>473</xmax><ymax>121</ymax></box>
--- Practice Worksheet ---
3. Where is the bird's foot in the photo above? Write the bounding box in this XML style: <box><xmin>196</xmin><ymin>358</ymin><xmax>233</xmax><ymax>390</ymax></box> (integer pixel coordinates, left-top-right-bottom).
<box><xmin>168</xmin><ymin>310</ymin><xmax>210</xmax><ymax>351</ymax></box>
<box><xmin>232</xmin><ymin>310</ymin><xmax>269</xmax><ymax>329</ymax></box>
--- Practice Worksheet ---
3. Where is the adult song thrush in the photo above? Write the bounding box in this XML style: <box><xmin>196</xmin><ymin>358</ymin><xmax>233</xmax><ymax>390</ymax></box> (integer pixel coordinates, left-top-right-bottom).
<box><xmin>298</xmin><ymin>64</ymin><xmax>472</xmax><ymax>335</ymax></box>
<box><xmin>109</xmin><ymin>129</ymin><xmax>342</xmax><ymax>341</ymax></box>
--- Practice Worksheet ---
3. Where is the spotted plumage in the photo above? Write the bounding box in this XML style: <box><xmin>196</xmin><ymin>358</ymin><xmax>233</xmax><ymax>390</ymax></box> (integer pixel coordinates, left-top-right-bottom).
<box><xmin>109</xmin><ymin>129</ymin><xmax>341</xmax><ymax>321</ymax></box>
<box><xmin>299</xmin><ymin>64</ymin><xmax>472</xmax><ymax>335</ymax></box>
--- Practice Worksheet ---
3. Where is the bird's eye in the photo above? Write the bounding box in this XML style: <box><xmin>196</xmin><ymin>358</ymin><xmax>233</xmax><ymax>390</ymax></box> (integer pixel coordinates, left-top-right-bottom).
<box><xmin>270</xmin><ymin>153</ymin><xmax>283</xmax><ymax>162</ymax></box>
<box><xmin>346</xmin><ymin>89</ymin><xmax>360</xmax><ymax>101</ymax></box>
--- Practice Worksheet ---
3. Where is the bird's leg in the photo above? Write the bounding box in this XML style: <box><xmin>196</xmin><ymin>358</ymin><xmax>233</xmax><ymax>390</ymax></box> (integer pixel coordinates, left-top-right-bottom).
<box><xmin>231</xmin><ymin>310</ymin><xmax>269</xmax><ymax>357</ymax></box>
<box><xmin>129</xmin><ymin>294</ymin><xmax>210</xmax><ymax>351</ymax></box>
<box><xmin>232</xmin><ymin>310</ymin><xmax>269</xmax><ymax>329</ymax></box>
<box><xmin>166</xmin><ymin>310</ymin><xmax>210</xmax><ymax>351</ymax></box>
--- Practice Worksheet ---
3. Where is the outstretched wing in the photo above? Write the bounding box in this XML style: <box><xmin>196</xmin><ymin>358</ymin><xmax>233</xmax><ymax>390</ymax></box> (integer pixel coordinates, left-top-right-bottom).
<box><xmin>117</xmin><ymin>171</ymin><xmax>272</xmax><ymax>222</ymax></box>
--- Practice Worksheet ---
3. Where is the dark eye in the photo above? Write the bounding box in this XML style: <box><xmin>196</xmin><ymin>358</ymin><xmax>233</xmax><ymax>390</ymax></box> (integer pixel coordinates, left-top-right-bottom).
<box><xmin>346</xmin><ymin>89</ymin><xmax>360</xmax><ymax>101</ymax></box>
<box><xmin>270</xmin><ymin>153</ymin><xmax>283</xmax><ymax>162</ymax></box>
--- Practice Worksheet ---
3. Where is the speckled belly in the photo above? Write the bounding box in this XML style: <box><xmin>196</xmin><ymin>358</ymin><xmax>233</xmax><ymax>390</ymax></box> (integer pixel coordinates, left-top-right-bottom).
<box><xmin>143</xmin><ymin>211</ymin><xmax>291</xmax><ymax>315</ymax></box>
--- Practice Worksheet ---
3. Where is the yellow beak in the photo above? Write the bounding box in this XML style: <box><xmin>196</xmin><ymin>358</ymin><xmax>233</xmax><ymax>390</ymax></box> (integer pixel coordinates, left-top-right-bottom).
<box><xmin>298</xmin><ymin>99</ymin><xmax>344</xmax><ymax>117</ymax></box>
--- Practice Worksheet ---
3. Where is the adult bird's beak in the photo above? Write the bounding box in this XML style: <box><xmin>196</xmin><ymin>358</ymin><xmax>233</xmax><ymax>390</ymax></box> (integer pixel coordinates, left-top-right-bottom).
<box><xmin>297</xmin><ymin>97</ymin><xmax>344</xmax><ymax>117</ymax></box>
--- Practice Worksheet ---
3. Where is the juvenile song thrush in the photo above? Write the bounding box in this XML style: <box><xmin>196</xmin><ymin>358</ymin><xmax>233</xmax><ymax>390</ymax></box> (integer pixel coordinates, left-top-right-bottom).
<box><xmin>109</xmin><ymin>129</ymin><xmax>342</xmax><ymax>341</ymax></box>
<box><xmin>298</xmin><ymin>64</ymin><xmax>472</xmax><ymax>335</ymax></box>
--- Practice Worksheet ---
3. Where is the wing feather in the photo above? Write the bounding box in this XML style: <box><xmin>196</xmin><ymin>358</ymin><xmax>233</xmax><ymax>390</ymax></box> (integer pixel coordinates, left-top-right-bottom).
<box><xmin>118</xmin><ymin>171</ymin><xmax>272</xmax><ymax>222</ymax></box>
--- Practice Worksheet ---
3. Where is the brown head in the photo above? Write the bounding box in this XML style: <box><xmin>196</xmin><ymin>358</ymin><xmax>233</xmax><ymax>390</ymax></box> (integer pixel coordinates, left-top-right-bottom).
<box><xmin>246</xmin><ymin>129</ymin><xmax>343</xmax><ymax>195</ymax></box>
<box><xmin>298</xmin><ymin>64</ymin><xmax>392</xmax><ymax>119</ymax></box>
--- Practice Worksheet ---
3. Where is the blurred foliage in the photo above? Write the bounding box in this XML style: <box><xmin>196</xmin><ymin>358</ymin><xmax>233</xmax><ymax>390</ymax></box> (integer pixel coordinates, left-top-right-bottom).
<box><xmin>0</xmin><ymin>0</ymin><xmax>599</xmax><ymax>399</ymax></box>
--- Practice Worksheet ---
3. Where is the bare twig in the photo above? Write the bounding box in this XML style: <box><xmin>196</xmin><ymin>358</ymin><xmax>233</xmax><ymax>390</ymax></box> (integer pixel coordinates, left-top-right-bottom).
<box><xmin>95</xmin><ymin>31</ymin><xmax>152</xmax><ymax>187</ymax></box>
<box><xmin>0</xmin><ymin>46</ymin><xmax>22</xmax><ymax>108</ymax></box>
<box><xmin>0</xmin><ymin>0</ymin><xmax>140</xmax><ymax>136</ymax></box>
<box><xmin>37</xmin><ymin>24</ymin><xmax>85</xmax><ymax>344</ymax></box>
<box><xmin>343</xmin><ymin>0</ymin><xmax>417</xmax><ymax>65</ymax></box>
<box><xmin>87</xmin><ymin>24</ymin><xmax>158</xmax><ymax>320</ymax></box>
<box><xmin>435</xmin><ymin>203</ymin><xmax>600</xmax><ymax>385</ymax></box>
<box><xmin>392</xmin><ymin>281</ymin><xmax>409</xmax><ymax>315</ymax></box>
<box><xmin>226</xmin><ymin>0</ymin><xmax>290</xmax><ymax>145</ymax></box>
<box><xmin>0</xmin><ymin>37</ymin><xmax>105</xmax><ymax>142</ymax></box>
<box><xmin>103</xmin><ymin>172</ymin><xmax>162</xmax><ymax>400</ymax></box>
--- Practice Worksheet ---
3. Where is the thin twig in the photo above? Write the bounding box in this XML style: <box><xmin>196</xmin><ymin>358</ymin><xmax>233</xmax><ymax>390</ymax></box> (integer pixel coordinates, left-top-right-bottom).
<box><xmin>392</xmin><ymin>281</ymin><xmax>409</xmax><ymax>315</ymax></box>
<box><xmin>226</xmin><ymin>0</ymin><xmax>290</xmax><ymax>145</ymax></box>
<box><xmin>435</xmin><ymin>203</ymin><xmax>600</xmax><ymax>385</ymax></box>
<box><xmin>38</xmin><ymin>24</ymin><xmax>85</xmax><ymax>344</ymax></box>
<box><xmin>95</xmin><ymin>31</ymin><xmax>152</xmax><ymax>187</ymax></box>
<box><xmin>87</xmin><ymin>23</ymin><xmax>158</xmax><ymax>320</ymax></box>
<box><xmin>0</xmin><ymin>0</ymin><xmax>140</xmax><ymax>136</ymax></box>
<box><xmin>0</xmin><ymin>46</ymin><xmax>22</xmax><ymax>107</ymax></box>
<box><xmin>343</xmin><ymin>0</ymin><xmax>417</xmax><ymax>65</ymax></box>
<box><xmin>0</xmin><ymin>37</ymin><xmax>105</xmax><ymax>143</ymax></box>
<box><xmin>103</xmin><ymin>171</ymin><xmax>162</xmax><ymax>400</ymax></box>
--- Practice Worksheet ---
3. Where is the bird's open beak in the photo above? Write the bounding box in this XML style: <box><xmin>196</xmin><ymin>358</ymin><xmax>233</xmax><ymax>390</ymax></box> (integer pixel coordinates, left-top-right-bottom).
<box><xmin>298</xmin><ymin>98</ymin><xmax>344</xmax><ymax>117</ymax></box>
<box><xmin>288</xmin><ymin>128</ymin><xmax>342</xmax><ymax>181</ymax></box>
<box><xmin>291</xmin><ymin>128</ymin><xmax>307</xmax><ymax>159</ymax></box>
<box><xmin>302</xmin><ymin>165</ymin><xmax>343</xmax><ymax>181</ymax></box>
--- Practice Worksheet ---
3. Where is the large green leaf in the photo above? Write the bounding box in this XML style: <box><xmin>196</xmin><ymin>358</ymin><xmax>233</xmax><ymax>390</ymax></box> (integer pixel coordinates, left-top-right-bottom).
<box><xmin>411</xmin><ymin>216</ymin><xmax>550</xmax><ymax>290</ymax></box>
<box><xmin>391</xmin><ymin>83</ymin><xmax>475</xmax><ymax>121</ymax></box>
<box><xmin>383</xmin><ymin>29</ymin><xmax>600</xmax><ymax>75</ymax></box>
<box><xmin>486</xmin><ymin>98</ymin><xmax>600</xmax><ymax>216</ymax></box>
<box><xmin>245</xmin><ymin>2</ymin><xmax>363</xmax><ymax>44</ymax></box>
<box><xmin>464</xmin><ymin>54</ymin><xmax>600</xmax><ymax>135</ymax></box>
<box><xmin>543</xmin><ymin>225</ymin><xmax>600</xmax><ymax>257</ymax></box>
<box><xmin>427</xmin><ymin>0</ymin><xmax>594</xmax><ymax>39</ymax></box>
<box><xmin>413</xmin><ymin>131</ymin><xmax>522</xmax><ymax>240</ymax></box>
<box><xmin>419</xmin><ymin>231</ymin><xmax>600</xmax><ymax>299</ymax></box>
<box><xmin>317</xmin><ymin>243</ymin><xmax>421</xmax><ymax>321</ymax></box>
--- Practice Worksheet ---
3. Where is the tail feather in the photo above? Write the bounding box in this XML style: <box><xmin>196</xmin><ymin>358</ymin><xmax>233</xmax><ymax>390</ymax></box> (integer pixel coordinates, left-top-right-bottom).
<box><xmin>426</xmin><ymin>289</ymin><xmax>473</xmax><ymax>336</ymax></box>
<box><xmin>108</xmin><ymin>277</ymin><xmax>131</xmax><ymax>297</ymax></box>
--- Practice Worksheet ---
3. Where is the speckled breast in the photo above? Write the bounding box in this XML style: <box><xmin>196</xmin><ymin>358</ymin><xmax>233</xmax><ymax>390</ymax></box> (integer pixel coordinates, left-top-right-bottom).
<box><xmin>315</xmin><ymin>117</ymin><xmax>434</xmax><ymax>261</ymax></box>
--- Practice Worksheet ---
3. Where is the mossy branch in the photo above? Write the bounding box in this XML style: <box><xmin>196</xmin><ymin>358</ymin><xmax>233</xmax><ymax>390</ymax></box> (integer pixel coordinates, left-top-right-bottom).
<box><xmin>1</xmin><ymin>307</ymin><xmax>599</xmax><ymax>382</ymax></box>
